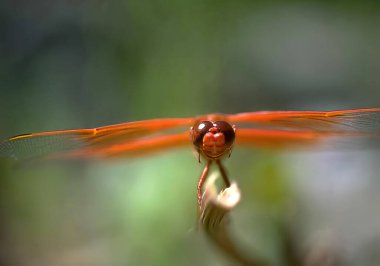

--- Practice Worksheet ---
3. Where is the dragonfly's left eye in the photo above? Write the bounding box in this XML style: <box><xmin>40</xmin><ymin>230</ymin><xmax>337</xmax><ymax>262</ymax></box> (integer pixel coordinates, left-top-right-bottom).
<box><xmin>213</xmin><ymin>121</ymin><xmax>235</xmax><ymax>147</ymax></box>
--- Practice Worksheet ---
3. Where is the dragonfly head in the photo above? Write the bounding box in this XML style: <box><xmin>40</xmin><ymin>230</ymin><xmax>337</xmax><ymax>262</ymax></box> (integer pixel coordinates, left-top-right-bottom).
<box><xmin>190</xmin><ymin>120</ymin><xmax>236</xmax><ymax>160</ymax></box>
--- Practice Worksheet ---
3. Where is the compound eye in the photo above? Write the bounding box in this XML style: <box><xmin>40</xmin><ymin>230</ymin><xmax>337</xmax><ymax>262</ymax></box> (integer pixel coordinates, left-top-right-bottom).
<box><xmin>192</xmin><ymin>121</ymin><xmax>213</xmax><ymax>147</ymax></box>
<box><xmin>213</xmin><ymin>121</ymin><xmax>235</xmax><ymax>146</ymax></box>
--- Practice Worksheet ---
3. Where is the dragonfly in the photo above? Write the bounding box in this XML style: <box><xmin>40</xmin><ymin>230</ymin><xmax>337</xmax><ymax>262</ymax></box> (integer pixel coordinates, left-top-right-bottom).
<box><xmin>1</xmin><ymin>108</ymin><xmax>380</xmax><ymax>207</ymax></box>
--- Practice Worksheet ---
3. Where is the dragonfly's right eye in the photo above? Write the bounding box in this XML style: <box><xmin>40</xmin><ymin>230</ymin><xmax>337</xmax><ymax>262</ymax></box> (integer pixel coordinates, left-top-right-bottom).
<box><xmin>191</xmin><ymin>121</ymin><xmax>213</xmax><ymax>148</ymax></box>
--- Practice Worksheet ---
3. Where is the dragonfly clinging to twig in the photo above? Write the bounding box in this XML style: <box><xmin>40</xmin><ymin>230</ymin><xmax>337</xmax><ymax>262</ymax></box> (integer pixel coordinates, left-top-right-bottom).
<box><xmin>1</xmin><ymin>108</ymin><xmax>380</xmax><ymax>207</ymax></box>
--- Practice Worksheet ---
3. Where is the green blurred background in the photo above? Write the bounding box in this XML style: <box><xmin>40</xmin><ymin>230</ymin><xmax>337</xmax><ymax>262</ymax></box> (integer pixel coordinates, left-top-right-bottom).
<box><xmin>1</xmin><ymin>1</ymin><xmax>380</xmax><ymax>265</ymax></box>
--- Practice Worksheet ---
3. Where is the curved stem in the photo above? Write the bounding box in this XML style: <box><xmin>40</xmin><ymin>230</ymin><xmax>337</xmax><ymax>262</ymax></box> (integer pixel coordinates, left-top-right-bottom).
<box><xmin>197</xmin><ymin>160</ymin><xmax>212</xmax><ymax>207</ymax></box>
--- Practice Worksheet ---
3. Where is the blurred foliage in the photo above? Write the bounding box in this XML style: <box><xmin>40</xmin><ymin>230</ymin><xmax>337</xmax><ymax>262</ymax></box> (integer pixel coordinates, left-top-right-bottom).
<box><xmin>1</xmin><ymin>0</ymin><xmax>380</xmax><ymax>265</ymax></box>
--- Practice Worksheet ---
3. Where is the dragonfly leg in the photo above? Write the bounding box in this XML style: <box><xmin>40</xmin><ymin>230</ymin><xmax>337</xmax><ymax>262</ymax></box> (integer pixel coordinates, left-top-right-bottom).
<box><xmin>197</xmin><ymin>160</ymin><xmax>212</xmax><ymax>207</ymax></box>
<box><xmin>216</xmin><ymin>160</ymin><xmax>231</xmax><ymax>188</ymax></box>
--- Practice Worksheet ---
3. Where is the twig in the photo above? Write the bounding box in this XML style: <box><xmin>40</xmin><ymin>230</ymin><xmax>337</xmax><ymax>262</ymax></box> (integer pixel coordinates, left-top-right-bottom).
<box><xmin>199</xmin><ymin>172</ymin><xmax>268</xmax><ymax>266</ymax></box>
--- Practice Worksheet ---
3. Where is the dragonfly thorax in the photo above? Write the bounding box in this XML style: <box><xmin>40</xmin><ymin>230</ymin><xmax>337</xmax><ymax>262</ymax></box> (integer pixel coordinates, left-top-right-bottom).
<box><xmin>190</xmin><ymin>120</ymin><xmax>236</xmax><ymax>160</ymax></box>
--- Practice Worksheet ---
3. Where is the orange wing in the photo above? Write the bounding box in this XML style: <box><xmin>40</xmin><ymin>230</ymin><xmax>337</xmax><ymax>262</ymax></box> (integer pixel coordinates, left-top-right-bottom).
<box><xmin>2</xmin><ymin>108</ymin><xmax>380</xmax><ymax>160</ymax></box>
<box><xmin>228</xmin><ymin>108</ymin><xmax>380</xmax><ymax>148</ymax></box>
<box><xmin>0</xmin><ymin>118</ymin><xmax>194</xmax><ymax>160</ymax></box>
<box><xmin>227</xmin><ymin>108</ymin><xmax>380</xmax><ymax>132</ymax></box>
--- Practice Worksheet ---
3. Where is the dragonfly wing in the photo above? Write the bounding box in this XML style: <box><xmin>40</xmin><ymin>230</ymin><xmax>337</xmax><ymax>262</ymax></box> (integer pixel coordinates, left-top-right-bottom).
<box><xmin>227</xmin><ymin>108</ymin><xmax>380</xmax><ymax>133</ymax></box>
<box><xmin>234</xmin><ymin>128</ymin><xmax>377</xmax><ymax>150</ymax></box>
<box><xmin>230</xmin><ymin>108</ymin><xmax>380</xmax><ymax>150</ymax></box>
<box><xmin>235</xmin><ymin>129</ymin><xmax>320</xmax><ymax>148</ymax></box>
<box><xmin>65</xmin><ymin>132</ymin><xmax>191</xmax><ymax>158</ymax></box>
<box><xmin>0</xmin><ymin>118</ymin><xmax>194</xmax><ymax>160</ymax></box>
<box><xmin>0</xmin><ymin>130</ymin><xmax>92</xmax><ymax>160</ymax></box>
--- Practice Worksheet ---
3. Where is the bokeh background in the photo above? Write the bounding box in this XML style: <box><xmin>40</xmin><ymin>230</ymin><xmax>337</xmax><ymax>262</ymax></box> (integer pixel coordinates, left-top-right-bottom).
<box><xmin>1</xmin><ymin>1</ymin><xmax>380</xmax><ymax>265</ymax></box>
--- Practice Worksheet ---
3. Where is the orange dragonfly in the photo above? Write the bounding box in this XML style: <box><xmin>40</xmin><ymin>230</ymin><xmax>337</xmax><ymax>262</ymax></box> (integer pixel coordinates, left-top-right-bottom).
<box><xmin>1</xmin><ymin>108</ymin><xmax>380</xmax><ymax>206</ymax></box>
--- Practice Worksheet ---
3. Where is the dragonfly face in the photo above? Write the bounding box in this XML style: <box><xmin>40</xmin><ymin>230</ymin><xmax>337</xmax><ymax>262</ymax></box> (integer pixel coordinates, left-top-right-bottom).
<box><xmin>190</xmin><ymin>120</ymin><xmax>236</xmax><ymax>160</ymax></box>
